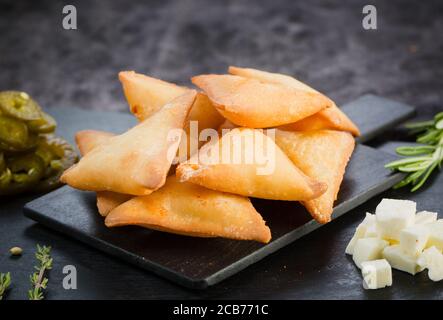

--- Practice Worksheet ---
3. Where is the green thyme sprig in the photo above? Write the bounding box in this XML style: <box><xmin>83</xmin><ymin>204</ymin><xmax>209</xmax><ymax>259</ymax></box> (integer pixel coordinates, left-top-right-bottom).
<box><xmin>28</xmin><ymin>245</ymin><xmax>52</xmax><ymax>300</ymax></box>
<box><xmin>0</xmin><ymin>272</ymin><xmax>11</xmax><ymax>300</ymax></box>
<box><xmin>385</xmin><ymin>112</ymin><xmax>443</xmax><ymax>191</ymax></box>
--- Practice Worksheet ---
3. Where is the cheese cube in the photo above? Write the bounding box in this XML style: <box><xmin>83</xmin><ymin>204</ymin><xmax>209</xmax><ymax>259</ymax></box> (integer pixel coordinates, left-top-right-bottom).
<box><xmin>382</xmin><ymin>245</ymin><xmax>423</xmax><ymax>275</ymax></box>
<box><xmin>345</xmin><ymin>213</ymin><xmax>377</xmax><ymax>255</ymax></box>
<box><xmin>425</xmin><ymin>220</ymin><xmax>443</xmax><ymax>251</ymax></box>
<box><xmin>353</xmin><ymin>238</ymin><xmax>389</xmax><ymax>268</ymax></box>
<box><xmin>417</xmin><ymin>246</ymin><xmax>443</xmax><ymax>282</ymax></box>
<box><xmin>363</xmin><ymin>213</ymin><xmax>378</xmax><ymax>238</ymax></box>
<box><xmin>415</xmin><ymin>211</ymin><xmax>438</xmax><ymax>225</ymax></box>
<box><xmin>361</xmin><ymin>259</ymin><xmax>392</xmax><ymax>289</ymax></box>
<box><xmin>400</xmin><ymin>224</ymin><xmax>430</xmax><ymax>256</ymax></box>
<box><xmin>376</xmin><ymin>199</ymin><xmax>416</xmax><ymax>241</ymax></box>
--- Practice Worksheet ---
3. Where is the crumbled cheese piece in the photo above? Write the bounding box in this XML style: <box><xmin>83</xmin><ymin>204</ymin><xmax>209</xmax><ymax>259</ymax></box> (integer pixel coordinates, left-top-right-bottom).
<box><xmin>375</xmin><ymin>199</ymin><xmax>416</xmax><ymax>241</ymax></box>
<box><xmin>400</xmin><ymin>224</ymin><xmax>430</xmax><ymax>256</ymax></box>
<box><xmin>353</xmin><ymin>238</ymin><xmax>389</xmax><ymax>269</ymax></box>
<box><xmin>361</xmin><ymin>259</ymin><xmax>392</xmax><ymax>289</ymax></box>
<box><xmin>382</xmin><ymin>245</ymin><xmax>423</xmax><ymax>275</ymax></box>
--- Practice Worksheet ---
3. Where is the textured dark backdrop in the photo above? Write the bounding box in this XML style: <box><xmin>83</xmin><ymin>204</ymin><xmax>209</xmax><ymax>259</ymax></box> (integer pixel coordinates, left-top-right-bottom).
<box><xmin>1</xmin><ymin>0</ymin><xmax>442</xmax><ymax>115</ymax></box>
<box><xmin>0</xmin><ymin>0</ymin><xmax>442</xmax><ymax>300</ymax></box>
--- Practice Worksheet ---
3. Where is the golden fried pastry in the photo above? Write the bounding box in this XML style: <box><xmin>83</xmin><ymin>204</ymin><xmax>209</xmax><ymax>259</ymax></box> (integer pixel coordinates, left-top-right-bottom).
<box><xmin>178</xmin><ymin>92</ymin><xmax>225</xmax><ymax>162</ymax></box>
<box><xmin>105</xmin><ymin>177</ymin><xmax>271</xmax><ymax>243</ymax></box>
<box><xmin>61</xmin><ymin>90</ymin><xmax>197</xmax><ymax>195</ymax></box>
<box><xmin>96</xmin><ymin>191</ymin><xmax>132</xmax><ymax>217</ymax></box>
<box><xmin>75</xmin><ymin>130</ymin><xmax>115</xmax><ymax>155</ymax></box>
<box><xmin>275</xmin><ymin>129</ymin><xmax>355</xmax><ymax>223</ymax></box>
<box><xmin>177</xmin><ymin>128</ymin><xmax>327</xmax><ymax>201</ymax></box>
<box><xmin>119</xmin><ymin>71</ymin><xmax>188</xmax><ymax>120</ymax></box>
<box><xmin>228</xmin><ymin>66</ymin><xmax>360</xmax><ymax>135</ymax></box>
<box><xmin>191</xmin><ymin>74</ymin><xmax>332</xmax><ymax>128</ymax></box>
<box><xmin>75</xmin><ymin>130</ymin><xmax>130</xmax><ymax>216</ymax></box>
<box><xmin>119</xmin><ymin>71</ymin><xmax>224</xmax><ymax>161</ymax></box>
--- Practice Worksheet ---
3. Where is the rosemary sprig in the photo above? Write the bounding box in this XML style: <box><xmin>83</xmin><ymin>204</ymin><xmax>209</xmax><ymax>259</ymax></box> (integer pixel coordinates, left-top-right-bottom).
<box><xmin>28</xmin><ymin>245</ymin><xmax>52</xmax><ymax>300</ymax></box>
<box><xmin>0</xmin><ymin>272</ymin><xmax>11</xmax><ymax>300</ymax></box>
<box><xmin>385</xmin><ymin>112</ymin><xmax>443</xmax><ymax>191</ymax></box>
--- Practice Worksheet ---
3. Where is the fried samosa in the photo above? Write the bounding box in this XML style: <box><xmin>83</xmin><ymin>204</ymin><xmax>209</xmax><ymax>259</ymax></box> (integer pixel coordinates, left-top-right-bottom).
<box><xmin>96</xmin><ymin>191</ymin><xmax>132</xmax><ymax>217</ymax></box>
<box><xmin>228</xmin><ymin>66</ymin><xmax>360</xmax><ymax>135</ymax></box>
<box><xmin>192</xmin><ymin>74</ymin><xmax>333</xmax><ymax>128</ymax></box>
<box><xmin>75</xmin><ymin>129</ymin><xmax>115</xmax><ymax>155</ymax></box>
<box><xmin>105</xmin><ymin>177</ymin><xmax>271</xmax><ymax>243</ymax></box>
<box><xmin>177</xmin><ymin>128</ymin><xmax>327</xmax><ymax>201</ymax></box>
<box><xmin>61</xmin><ymin>90</ymin><xmax>197</xmax><ymax>195</ymax></box>
<box><xmin>119</xmin><ymin>71</ymin><xmax>224</xmax><ymax>161</ymax></box>
<box><xmin>275</xmin><ymin>129</ymin><xmax>355</xmax><ymax>223</ymax></box>
<box><xmin>75</xmin><ymin>130</ymin><xmax>131</xmax><ymax>216</ymax></box>
<box><xmin>119</xmin><ymin>71</ymin><xmax>188</xmax><ymax>120</ymax></box>
<box><xmin>178</xmin><ymin>92</ymin><xmax>225</xmax><ymax>162</ymax></box>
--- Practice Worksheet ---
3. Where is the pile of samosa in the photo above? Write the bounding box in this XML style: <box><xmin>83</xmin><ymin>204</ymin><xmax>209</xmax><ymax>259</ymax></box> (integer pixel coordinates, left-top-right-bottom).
<box><xmin>61</xmin><ymin>66</ymin><xmax>360</xmax><ymax>244</ymax></box>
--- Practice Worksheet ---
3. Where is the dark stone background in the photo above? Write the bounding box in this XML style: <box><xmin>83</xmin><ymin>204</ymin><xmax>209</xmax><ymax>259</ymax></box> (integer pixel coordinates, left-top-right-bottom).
<box><xmin>1</xmin><ymin>0</ymin><xmax>442</xmax><ymax>115</ymax></box>
<box><xmin>0</xmin><ymin>0</ymin><xmax>442</xmax><ymax>300</ymax></box>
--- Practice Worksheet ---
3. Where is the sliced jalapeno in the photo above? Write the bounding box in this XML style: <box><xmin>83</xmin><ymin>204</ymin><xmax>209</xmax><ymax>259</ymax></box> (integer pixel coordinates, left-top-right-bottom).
<box><xmin>0</xmin><ymin>154</ymin><xmax>45</xmax><ymax>195</ymax></box>
<box><xmin>27</xmin><ymin>112</ymin><xmax>57</xmax><ymax>133</ymax></box>
<box><xmin>0</xmin><ymin>132</ymin><xmax>38</xmax><ymax>154</ymax></box>
<box><xmin>0</xmin><ymin>153</ymin><xmax>5</xmax><ymax>173</ymax></box>
<box><xmin>34</xmin><ymin>135</ymin><xmax>78</xmax><ymax>192</ymax></box>
<box><xmin>0</xmin><ymin>168</ymin><xmax>12</xmax><ymax>190</ymax></box>
<box><xmin>0</xmin><ymin>91</ymin><xmax>42</xmax><ymax>121</ymax></box>
<box><xmin>0</xmin><ymin>115</ymin><xmax>29</xmax><ymax>149</ymax></box>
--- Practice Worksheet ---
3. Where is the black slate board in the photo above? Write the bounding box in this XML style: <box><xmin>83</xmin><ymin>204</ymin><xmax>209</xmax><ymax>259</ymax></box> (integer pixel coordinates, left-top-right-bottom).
<box><xmin>24</xmin><ymin>95</ymin><xmax>415</xmax><ymax>289</ymax></box>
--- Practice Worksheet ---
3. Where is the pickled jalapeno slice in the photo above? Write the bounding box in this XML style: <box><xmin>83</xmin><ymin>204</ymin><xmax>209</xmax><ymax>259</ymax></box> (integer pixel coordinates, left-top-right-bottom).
<box><xmin>0</xmin><ymin>154</ymin><xmax>45</xmax><ymax>195</ymax></box>
<box><xmin>27</xmin><ymin>112</ymin><xmax>57</xmax><ymax>133</ymax></box>
<box><xmin>0</xmin><ymin>91</ymin><xmax>42</xmax><ymax>121</ymax></box>
<box><xmin>0</xmin><ymin>115</ymin><xmax>29</xmax><ymax>149</ymax></box>
<box><xmin>34</xmin><ymin>135</ymin><xmax>78</xmax><ymax>192</ymax></box>
<box><xmin>0</xmin><ymin>132</ymin><xmax>38</xmax><ymax>154</ymax></box>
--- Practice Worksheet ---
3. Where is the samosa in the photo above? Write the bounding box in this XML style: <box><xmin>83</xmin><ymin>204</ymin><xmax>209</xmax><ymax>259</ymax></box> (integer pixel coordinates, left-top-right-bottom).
<box><xmin>61</xmin><ymin>90</ymin><xmax>197</xmax><ymax>195</ymax></box>
<box><xmin>105</xmin><ymin>177</ymin><xmax>271</xmax><ymax>243</ymax></box>
<box><xmin>177</xmin><ymin>128</ymin><xmax>327</xmax><ymax>201</ymax></box>
<box><xmin>75</xmin><ymin>129</ymin><xmax>115</xmax><ymax>155</ymax></box>
<box><xmin>275</xmin><ymin>129</ymin><xmax>355</xmax><ymax>223</ymax></box>
<box><xmin>75</xmin><ymin>130</ymin><xmax>131</xmax><ymax>216</ymax></box>
<box><xmin>192</xmin><ymin>74</ymin><xmax>333</xmax><ymax>128</ymax></box>
<box><xmin>228</xmin><ymin>66</ymin><xmax>360</xmax><ymax>135</ymax></box>
<box><xmin>119</xmin><ymin>71</ymin><xmax>224</xmax><ymax>160</ymax></box>
<box><xmin>119</xmin><ymin>71</ymin><xmax>188</xmax><ymax>120</ymax></box>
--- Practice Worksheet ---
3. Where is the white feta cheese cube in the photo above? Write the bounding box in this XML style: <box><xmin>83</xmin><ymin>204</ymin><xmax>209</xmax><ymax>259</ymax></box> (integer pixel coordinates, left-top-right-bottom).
<box><xmin>382</xmin><ymin>245</ymin><xmax>422</xmax><ymax>275</ymax></box>
<box><xmin>345</xmin><ymin>225</ymin><xmax>366</xmax><ymax>255</ymax></box>
<box><xmin>361</xmin><ymin>259</ymin><xmax>392</xmax><ymax>289</ymax></box>
<box><xmin>345</xmin><ymin>213</ymin><xmax>377</xmax><ymax>255</ymax></box>
<box><xmin>425</xmin><ymin>220</ymin><xmax>443</xmax><ymax>251</ymax></box>
<box><xmin>400</xmin><ymin>224</ymin><xmax>430</xmax><ymax>256</ymax></box>
<box><xmin>415</xmin><ymin>211</ymin><xmax>438</xmax><ymax>225</ymax></box>
<box><xmin>362</xmin><ymin>213</ymin><xmax>378</xmax><ymax>238</ymax></box>
<box><xmin>353</xmin><ymin>238</ymin><xmax>389</xmax><ymax>268</ymax></box>
<box><xmin>376</xmin><ymin>199</ymin><xmax>416</xmax><ymax>241</ymax></box>
<box><xmin>417</xmin><ymin>246</ymin><xmax>443</xmax><ymax>282</ymax></box>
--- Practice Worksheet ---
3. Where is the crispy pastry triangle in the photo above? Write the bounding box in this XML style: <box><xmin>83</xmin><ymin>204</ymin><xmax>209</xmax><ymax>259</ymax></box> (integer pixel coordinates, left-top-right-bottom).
<box><xmin>61</xmin><ymin>90</ymin><xmax>197</xmax><ymax>195</ymax></box>
<box><xmin>275</xmin><ymin>129</ymin><xmax>355</xmax><ymax>223</ymax></box>
<box><xmin>119</xmin><ymin>71</ymin><xmax>188</xmax><ymax>120</ymax></box>
<box><xmin>177</xmin><ymin>128</ymin><xmax>327</xmax><ymax>201</ymax></box>
<box><xmin>105</xmin><ymin>177</ymin><xmax>271</xmax><ymax>243</ymax></box>
<box><xmin>119</xmin><ymin>71</ymin><xmax>224</xmax><ymax>160</ymax></box>
<box><xmin>192</xmin><ymin>73</ymin><xmax>332</xmax><ymax>128</ymax></box>
<box><xmin>228</xmin><ymin>66</ymin><xmax>360</xmax><ymax>135</ymax></box>
<box><xmin>75</xmin><ymin>130</ymin><xmax>131</xmax><ymax>216</ymax></box>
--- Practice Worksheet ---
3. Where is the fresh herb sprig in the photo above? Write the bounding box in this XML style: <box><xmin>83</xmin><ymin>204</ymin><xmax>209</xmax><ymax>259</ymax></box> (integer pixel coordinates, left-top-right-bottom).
<box><xmin>385</xmin><ymin>112</ymin><xmax>443</xmax><ymax>191</ymax></box>
<box><xmin>28</xmin><ymin>245</ymin><xmax>52</xmax><ymax>300</ymax></box>
<box><xmin>0</xmin><ymin>272</ymin><xmax>11</xmax><ymax>300</ymax></box>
